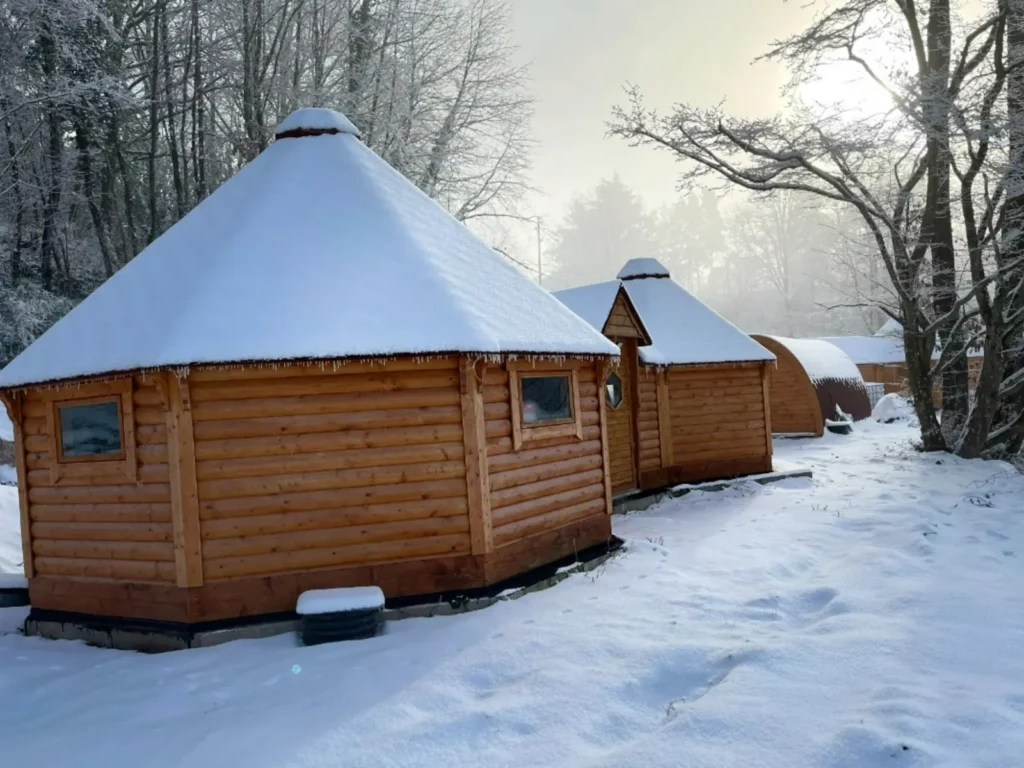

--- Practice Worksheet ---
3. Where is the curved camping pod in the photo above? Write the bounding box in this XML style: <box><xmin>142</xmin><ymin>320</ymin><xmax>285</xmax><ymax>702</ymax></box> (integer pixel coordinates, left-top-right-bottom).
<box><xmin>751</xmin><ymin>335</ymin><xmax>872</xmax><ymax>437</ymax></box>
<box><xmin>0</xmin><ymin>108</ymin><xmax>619</xmax><ymax>640</ymax></box>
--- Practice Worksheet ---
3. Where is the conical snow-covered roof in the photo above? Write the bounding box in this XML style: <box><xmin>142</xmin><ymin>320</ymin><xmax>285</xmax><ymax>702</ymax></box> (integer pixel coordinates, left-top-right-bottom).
<box><xmin>0</xmin><ymin>109</ymin><xmax>616</xmax><ymax>387</ymax></box>
<box><xmin>555</xmin><ymin>258</ymin><xmax>774</xmax><ymax>366</ymax></box>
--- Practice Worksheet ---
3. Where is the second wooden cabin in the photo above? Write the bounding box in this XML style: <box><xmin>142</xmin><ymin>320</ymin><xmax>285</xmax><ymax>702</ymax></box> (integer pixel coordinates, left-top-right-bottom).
<box><xmin>555</xmin><ymin>259</ymin><xmax>776</xmax><ymax>494</ymax></box>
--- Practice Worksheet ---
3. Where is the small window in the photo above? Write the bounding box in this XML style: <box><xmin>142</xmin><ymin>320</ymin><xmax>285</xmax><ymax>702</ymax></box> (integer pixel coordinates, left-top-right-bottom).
<box><xmin>606</xmin><ymin>372</ymin><xmax>623</xmax><ymax>409</ymax></box>
<box><xmin>520</xmin><ymin>375</ymin><xmax>573</xmax><ymax>424</ymax></box>
<box><xmin>57</xmin><ymin>400</ymin><xmax>123</xmax><ymax>460</ymax></box>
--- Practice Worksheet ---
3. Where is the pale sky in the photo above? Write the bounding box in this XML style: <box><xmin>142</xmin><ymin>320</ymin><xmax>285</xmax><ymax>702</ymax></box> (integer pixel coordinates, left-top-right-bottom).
<box><xmin>503</xmin><ymin>0</ymin><xmax>817</xmax><ymax>270</ymax></box>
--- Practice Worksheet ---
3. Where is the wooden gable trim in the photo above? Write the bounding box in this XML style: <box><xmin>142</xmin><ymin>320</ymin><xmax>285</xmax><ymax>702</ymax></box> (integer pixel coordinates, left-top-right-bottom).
<box><xmin>601</xmin><ymin>286</ymin><xmax>653</xmax><ymax>346</ymax></box>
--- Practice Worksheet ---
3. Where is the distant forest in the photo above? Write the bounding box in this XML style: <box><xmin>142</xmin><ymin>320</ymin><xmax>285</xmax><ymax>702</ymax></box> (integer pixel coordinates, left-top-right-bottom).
<box><xmin>546</xmin><ymin>177</ymin><xmax>887</xmax><ymax>339</ymax></box>
<box><xmin>0</xmin><ymin>0</ymin><xmax>531</xmax><ymax>364</ymax></box>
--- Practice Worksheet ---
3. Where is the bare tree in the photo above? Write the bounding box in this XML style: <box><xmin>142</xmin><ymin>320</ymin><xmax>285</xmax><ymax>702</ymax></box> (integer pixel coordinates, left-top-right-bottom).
<box><xmin>612</xmin><ymin>0</ymin><xmax>1019</xmax><ymax>458</ymax></box>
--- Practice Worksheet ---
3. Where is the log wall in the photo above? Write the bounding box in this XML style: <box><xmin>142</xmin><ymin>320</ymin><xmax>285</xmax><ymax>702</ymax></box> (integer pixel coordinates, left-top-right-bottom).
<box><xmin>650</xmin><ymin>362</ymin><xmax>772</xmax><ymax>484</ymax></box>
<box><xmin>18</xmin><ymin>355</ymin><xmax>615</xmax><ymax>624</ymax></box>
<box><xmin>188</xmin><ymin>358</ymin><xmax>472</xmax><ymax>581</ymax></box>
<box><xmin>637</xmin><ymin>366</ymin><xmax>662</xmax><ymax>475</ymax></box>
<box><xmin>483</xmin><ymin>360</ymin><xmax>608</xmax><ymax>548</ymax></box>
<box><xmin>23</xmin><ymin>375</ymin><xmax>175</xmax><ymax>584</ymax></box>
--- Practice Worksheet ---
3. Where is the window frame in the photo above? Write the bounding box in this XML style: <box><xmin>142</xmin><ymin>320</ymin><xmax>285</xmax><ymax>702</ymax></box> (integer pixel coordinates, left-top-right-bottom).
<box><xmin>42</xmin><ymin>379</ymin><xmax>137</xmax><ymax>484</ymax></box>
<box><xmin>508</xmin><ymin>363</ymin><xmax>583</xmax><ymax>451</ymax></box>
<box><xmin>605</xmin><ymin>371</ymin><xmax>624</xmax><ymax>410</ymax></box>
<box><xmin>55</xmin><ymin>395</ymin><xmax>127</xmax><ymax>464</ymax></box>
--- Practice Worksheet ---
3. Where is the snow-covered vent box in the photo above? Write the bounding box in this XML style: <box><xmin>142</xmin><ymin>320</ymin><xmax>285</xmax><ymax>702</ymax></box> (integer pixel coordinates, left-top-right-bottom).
<box><xmin>0</xmin><ymin>572</ymin><xmax>29</xmax><ymax>608</ymax></box>
<box><xmin>297</xmin><ymin>587</ymin><xmax>385</xmax><ymax>646</ymax></box>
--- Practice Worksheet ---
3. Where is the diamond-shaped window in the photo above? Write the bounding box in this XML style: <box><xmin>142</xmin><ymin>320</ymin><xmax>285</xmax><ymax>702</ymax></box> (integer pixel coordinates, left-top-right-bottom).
<box><xmin>605</xmin><ymin>372</ymin><xmax>623</xmax><ymax>409</ymax></box>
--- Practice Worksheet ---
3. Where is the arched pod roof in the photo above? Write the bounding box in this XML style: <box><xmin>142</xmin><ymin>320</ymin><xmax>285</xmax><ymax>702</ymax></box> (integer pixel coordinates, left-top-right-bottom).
<box><xmin>753</xmin><ymin>335</ymin><xmax>872</xmax><ymax>435</ymax></box>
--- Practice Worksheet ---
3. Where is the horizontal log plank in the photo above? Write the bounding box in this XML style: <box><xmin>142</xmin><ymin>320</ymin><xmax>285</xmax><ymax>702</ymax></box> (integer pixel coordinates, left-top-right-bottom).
<box><xmin>29</xmin><ymin>484</ymin><xmax>171</xmax><ymax>505</ymax></box>
<box><xmin>194</xmin><ymin>406</ymin><xmax>461</xmax><ymax>441</ymax></box>
<box><xmin>193</xmin><ymin>388</ymin><xmax>460</xmax><ymax>422</ymax></box>
<box><xmin>194</xmin><ymin>423</ymin><xmax>464</xmax><ymax>462</ymax></box>
<box><xmin>30</xmin><ymin>502</ymin><xmax>172</xmax><ymax>524</ymax></box>
<box><xmin>202</xmin><ymin>515</ymin><xmax>470</xmax><ymax>560</ymax></box>
<box><xmin>491</xmin><ymin>468</ymin><xmax>605</xmax><ymax>509</ymax></box>
<box><xmin>494</xmin><ymin>498</ymin><xmax>607</xmax><ymax>547</ymax></box>
<box><xmin>189</xmin><ymin>357</ymin><xmax>459</xmax><ymax>383</ymax></box>
<box><xmin>200</xmin><ymin>477</ymin><xmax>469</xmax><ymax>519</ymax></box>
<box><xmin>204</xmin><ymin>534</ymin><xmax>471</xmax><ymax>580</ymax></box>
<box><xmin>196</xmin><ymin>442</ymin><xmax>465</xmax><ymax>482</ymax></box>
<box><xmin>33</xmin><ymin>557</ymin><xmax>176</xmax><ymax>583</ymax></box>
<box><xmin>201</xmin><ymin>497</ymin><xmax>469</xmax><ymax>540</ymax></box>
<box><xmin>191</xmin><ymin>370</ymin><xmax>460</xmax><ymax>402</ymax></box>
<box><xmin>486</xmin><ymin>425</ymin><xmax>602</xmax><ymax>458</ymax></box>
<box><xmin>198</xmin><ymin>459</ymin><xmax>467</xmax><ymax>501</ymax></box>
<box><xmin>488</xmin><ymin>454</ymin><xmax>602</xmax><ymax>493</ymax></box>
<box><xmin>33</xmin><ymin>538</ymin><xmax>174</xmax><ymax>562</ymax></box>
<box><xmin>487</xmin><ymin>439</ymin><xmax>602</xmax><ymax>474</ymax></box>
<box><xmin>491</xmin><ymin>483</ymin><xmax>605</xmax><ymax>527</ymax></box>
<box><xmin>31</xmin><ymin>521</ymin><xmax>173</xmax><ymax>543</ymax></box>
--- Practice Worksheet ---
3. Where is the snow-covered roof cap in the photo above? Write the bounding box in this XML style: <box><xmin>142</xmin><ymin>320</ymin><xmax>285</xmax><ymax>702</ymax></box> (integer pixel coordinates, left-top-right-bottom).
<box><xmin>0</xmin><ymin>109</ymin><xmax>616</xmax><ymax>388</ymax></box>
<box><xmin>766</xmin><ymin>336</ymin><xmax>864</xmax><ymax>385</ymax></box>
<box><xmin>275</xmin><ymin>108</ymin><xmax>359</xmax><ymax>137</ymax></box>
<box><xmin>617</xmin><ymin>257</ymin><xmax>670</xmax><ymax>281</ymax></box>
<box><xmin>555</xmin><ymin>262</ymin><xmax>774</xmax><ymax>366</ymax></box>
<box><xmin>874</xmin><ymin>317</ymin><xmax>903</xmax><ymax>339</ymax></box>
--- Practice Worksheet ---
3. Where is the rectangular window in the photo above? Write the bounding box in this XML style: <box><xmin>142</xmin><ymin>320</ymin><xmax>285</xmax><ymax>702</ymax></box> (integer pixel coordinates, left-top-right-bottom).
<box><xmin>57</xmin><ymin>400</ymin><xmax>124</xmax><ymax>460</ymax></box>
<box><xmin>520</xmin><ymin>375</ymin><xmax>573</xmax><ymax>424</ymax></box>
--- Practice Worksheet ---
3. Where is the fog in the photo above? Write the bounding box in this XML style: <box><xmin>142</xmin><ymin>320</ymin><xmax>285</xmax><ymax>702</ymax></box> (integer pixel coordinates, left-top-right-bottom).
<box><xmin>482</xmin><ymin>1</ymin><xmax>883</xmax><ymax>337</ymax></box>
<box><xmin>510</xmin><ymin>0</ymin><xmax>811</xmax><ymax>218</ymax></box>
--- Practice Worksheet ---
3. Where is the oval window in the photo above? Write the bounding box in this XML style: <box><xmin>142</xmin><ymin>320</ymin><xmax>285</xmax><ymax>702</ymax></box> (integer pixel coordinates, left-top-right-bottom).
<box><xmin>606</xmin><ymin>372</ymin><xmax>623</xmax><ymax>409</ymax></box>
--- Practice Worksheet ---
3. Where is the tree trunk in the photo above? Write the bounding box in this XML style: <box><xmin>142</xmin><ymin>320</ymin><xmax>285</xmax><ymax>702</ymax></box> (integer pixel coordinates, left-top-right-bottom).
<box><xmin>148</xmin><ymin>2</ymin><xmax>162</xmax><ymax>243</ymax></box>
<box><xmin>1</xmin><ymin>98</ymin><xmax>24</xmax><ymax>283</ymax></box>
<box><xmin>162</xmin><ymin>7</ymin><xmax>185</xmax><ymax>220</ymax></box>
<box><xmin>191</xmin><ymin>0</ymin><xmax>207</xmax><ymax>199</ymax></box>
<box><xmin>998</xmin><ymin>0</ymin><xmax>1024</xmax><ymax>455</ymax></box>
<box><xmin>39</xmin><ymin>19</ymin><xmax>62</xmax><ymax>292</ymax></box>
<box><xmin>74</xmin><ymin>118</ymin><xmax>116</xmax><ymax>277</ymax></box>
<box><xmin>923</xmin><ymin>0</ymin><xmax>968</xmax><ymax>444</ymax></box>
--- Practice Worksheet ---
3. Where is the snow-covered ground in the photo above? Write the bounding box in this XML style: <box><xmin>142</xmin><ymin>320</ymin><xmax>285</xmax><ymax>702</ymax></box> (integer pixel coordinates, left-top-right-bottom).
<box><xmin>0</xmin><ymin>485</ymin><xmax>22</xmax><ymax>574</ymax></box>
<box><xmin>3</xmin><ymin>423</ymin><xmax>1024</xmax><ymax>767</ymax></box>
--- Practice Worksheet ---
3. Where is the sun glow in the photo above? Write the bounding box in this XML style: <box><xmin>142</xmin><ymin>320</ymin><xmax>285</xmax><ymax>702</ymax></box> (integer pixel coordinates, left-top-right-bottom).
<box><xmin>796</xmin><ymin>35</ymin><xmax>912</xmax><ymax>122</ymax></box>
<box><xmin>797</xmin><ymin>57</ymin><xmax>906</xmax><ymax>122</ymax></box>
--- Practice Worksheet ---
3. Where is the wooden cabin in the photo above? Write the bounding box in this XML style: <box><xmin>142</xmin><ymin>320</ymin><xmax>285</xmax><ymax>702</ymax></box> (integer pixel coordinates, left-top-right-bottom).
<box><xmin>0</xmin><ymin>109</ymin><xmax>619</xmax><ymax>638</ymax></box>
<box><xmin>751</xmin><ymin>336</ymin><xmax>871</xmax><ymax>437</ymax></box>
<box><xmin>820</xmin><ymin>334</ymin><xmax>913</xmax><ymax>395</ymax></box>
<box><xmin>555</xmin><ymin>259</ymin><xmax>776</xmax><ymax>494</ymax></box>
<box><xmin>823</xmin><ymin>320</ymin><xmax>982</xmax><ymax>406</ymax></box>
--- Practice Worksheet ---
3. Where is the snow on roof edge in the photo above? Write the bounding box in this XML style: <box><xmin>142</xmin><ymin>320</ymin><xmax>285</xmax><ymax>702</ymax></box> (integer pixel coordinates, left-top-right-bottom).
<box><xmin>764</xmin><ymin>336</ymin><xmax>865</xmax><ymax>387</ymax></box>
<box><xmin>0</xmin><ymin>348</ymin><xmax>619</xmax><ymax>390</ymax></box>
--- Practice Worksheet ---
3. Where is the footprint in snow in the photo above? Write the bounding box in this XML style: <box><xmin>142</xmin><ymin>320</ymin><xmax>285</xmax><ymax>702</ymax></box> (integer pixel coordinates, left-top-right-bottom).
<box><xmin>663</xmin><ymin>649</ymin><xmax>762</xmax><ymax>720</ymax></box>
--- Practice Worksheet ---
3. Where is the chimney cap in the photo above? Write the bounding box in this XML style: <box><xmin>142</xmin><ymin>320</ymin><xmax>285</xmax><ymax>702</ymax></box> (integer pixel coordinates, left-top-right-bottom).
<box><xmin>275</xmin><ymin>108</ymin><xmax>360</xmax><ymax>140</ymax></box>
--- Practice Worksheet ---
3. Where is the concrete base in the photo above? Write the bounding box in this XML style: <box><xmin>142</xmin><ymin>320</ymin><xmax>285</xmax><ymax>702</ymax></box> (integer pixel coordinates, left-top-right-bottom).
<box><xmin>24</xmin><ymin>614</ymin><xmax>303</xmax><ymax>653</ymax></box>
<box><xmin>24</xmin><ymin>538</ymin><xmax>624</xmax><ymax>652</ymax></box>
<box><xmin>613</xmin><ymin>459</ymin><xmax>813</xmax><ymax>514</ymax></box>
